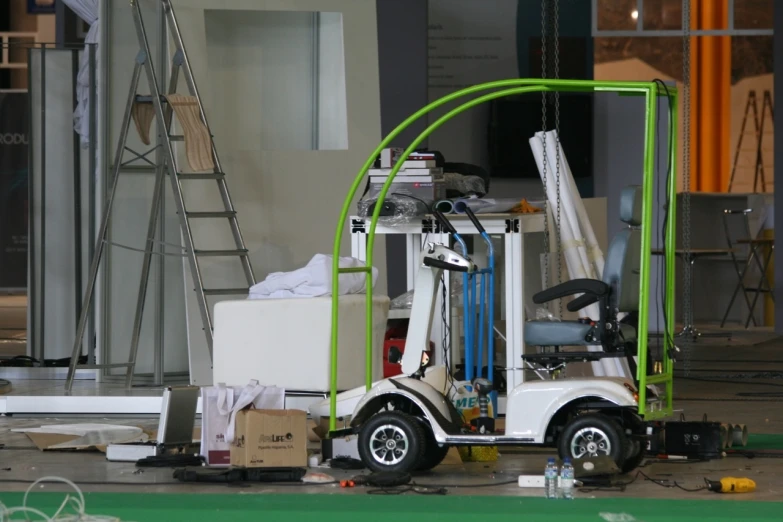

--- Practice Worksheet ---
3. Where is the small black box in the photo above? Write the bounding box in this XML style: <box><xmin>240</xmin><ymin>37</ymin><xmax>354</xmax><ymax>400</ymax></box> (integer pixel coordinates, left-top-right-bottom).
<box><xmin>663</xmin><ymin>421</ymin><xmax>723</xmax><ymax>459</ymax></box>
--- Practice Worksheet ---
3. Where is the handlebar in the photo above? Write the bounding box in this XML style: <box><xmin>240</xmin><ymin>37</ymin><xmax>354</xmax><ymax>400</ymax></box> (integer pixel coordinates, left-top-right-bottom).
<box><xmin>432</xmin><ymin>209</ymin><xmax>458</xmax><ymax>235</ymax></box>
<box><xmin>463</xmin><ymin>207</ymin><xmax>486</xmax><ymax>234</ymax></box>
<box><xmin>423</xmin><ymin>257</ymin><xmax>469</xmax><ymax>272</ymax></box>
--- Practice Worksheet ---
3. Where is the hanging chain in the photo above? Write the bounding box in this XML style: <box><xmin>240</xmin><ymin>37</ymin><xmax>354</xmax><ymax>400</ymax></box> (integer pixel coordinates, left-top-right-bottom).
<box><xmin>553</xmin><ymin>0</ymin><xmax>562</xmax><ymax>317</ymax></box>
<box><xmin>682</xmin><ymin>0</ymin><xmax>693</xmax><ymax>375</ymax></box>
<box><xmin>541</xmin><ymin>0</ymin><xmax>550</xmax><ymax>295</ymax></box>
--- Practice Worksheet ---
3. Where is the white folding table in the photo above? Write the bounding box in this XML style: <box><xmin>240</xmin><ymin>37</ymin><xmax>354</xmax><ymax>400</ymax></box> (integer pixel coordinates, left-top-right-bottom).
<box><xmin>349</xmin><ymin>212</ymin><xmax>545</xmax><ymax>395</ymax></box>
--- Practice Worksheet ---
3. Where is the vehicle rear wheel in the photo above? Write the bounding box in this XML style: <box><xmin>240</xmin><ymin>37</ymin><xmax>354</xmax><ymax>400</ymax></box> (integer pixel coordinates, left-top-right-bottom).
<box><xmin>558</xmin><ymin>413</ymin><xmax>628</xmax><ymax>470</ymax></box>
<box><xmin>358</xmin><ymin>411</ymin><xmax>426</xmax><ymax>473</ymax></box>
<box><xmin>416</xmin><ymin>429</ymin><xmax>450</xmax><ymax>471</ymax></box>
<box><xmin>621</xmin><ymin>439</ymin><xmax>646</xmax><ymax>473</ymax></box>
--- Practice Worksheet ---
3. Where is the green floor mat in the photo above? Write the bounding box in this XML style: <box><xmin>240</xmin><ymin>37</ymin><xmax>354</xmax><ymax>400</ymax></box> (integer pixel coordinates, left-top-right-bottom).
<box><xmin>744</xmin><ymin>433</ymin><xmax>783</xmax><ymax>450</ymax></box>
<box><xmin>0</xmin><ymin>493</ymin><xmax>781</xmax><ymax>522</ymax></box>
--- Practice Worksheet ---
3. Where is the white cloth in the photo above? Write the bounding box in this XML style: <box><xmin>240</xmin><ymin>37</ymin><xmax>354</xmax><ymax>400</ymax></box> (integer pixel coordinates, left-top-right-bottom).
<box><xmin>248</xmin><ymin>254</ymin><xmax>378</xmax><ymax>299</ymax></box>
<box><xmin>62</xmin><ymin>0</ymin><xmax>100</xmax><ymax>148</ymax></box>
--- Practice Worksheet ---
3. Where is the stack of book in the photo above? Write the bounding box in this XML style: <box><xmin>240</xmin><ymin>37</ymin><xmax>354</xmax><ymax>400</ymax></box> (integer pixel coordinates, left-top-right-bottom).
<box><xmin>367</xmin><ymin>150</ymin><xmax>445</xmax><ymax>202</ymax></box>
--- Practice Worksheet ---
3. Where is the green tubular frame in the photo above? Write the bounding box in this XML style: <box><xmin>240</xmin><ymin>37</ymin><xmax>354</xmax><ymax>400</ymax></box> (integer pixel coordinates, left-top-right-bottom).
<box><xmin>329</xmin><ymin>79</ymin><xmax>678</xmax><ymax>431</ymax></box>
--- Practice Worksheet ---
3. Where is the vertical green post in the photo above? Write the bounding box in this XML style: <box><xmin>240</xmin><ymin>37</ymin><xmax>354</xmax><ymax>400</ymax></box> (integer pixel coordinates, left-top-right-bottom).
<box><xmin>664</xmin><ymin>90</ymin><xmax>678</xmax><ymax>411</ymax></box>
<box><xmin>635</xmin><ymin>84</ymin><xmax>658</xmax><ymax>411</ymax></box>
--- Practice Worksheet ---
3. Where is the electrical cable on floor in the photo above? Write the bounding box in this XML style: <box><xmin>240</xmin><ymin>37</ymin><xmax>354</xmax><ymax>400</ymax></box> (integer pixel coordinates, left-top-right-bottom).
<box><xmin>580</xmin><ymin>470</ymin><xmax>708</xmax><ymax>494</ymax></box>
<box><xmin>413</xmin><ymin>478</ymin><xmax>519</xmax><ymax>489</ymax></box>
<box><xmin>0</xmin><ymin>476</ymin><xmax>125</xmax><ymax>521</ymax></box>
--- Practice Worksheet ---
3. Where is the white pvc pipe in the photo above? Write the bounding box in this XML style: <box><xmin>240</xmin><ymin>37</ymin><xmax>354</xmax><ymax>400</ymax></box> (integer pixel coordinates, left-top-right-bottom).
<box><xmin>537</xmin><ymin>130</ymin><xmax>606</xmax><ymax>277</ymax></box>
<box><xmin>535</xmin><ymin>133</ymin><xmax>597</xmax><ymax>281</ymax></box>
<box><xmin>530</xmin><ymin>135</ymin><xmax>605</xmax><ymax>378</ymax></box>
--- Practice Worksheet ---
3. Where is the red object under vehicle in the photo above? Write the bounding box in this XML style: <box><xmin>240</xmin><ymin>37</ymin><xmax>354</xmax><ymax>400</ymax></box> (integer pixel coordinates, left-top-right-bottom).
<box><xmin>383</xmin><ymin>326</ymin><xmax>434</xmax><ymax>378</ymax></box>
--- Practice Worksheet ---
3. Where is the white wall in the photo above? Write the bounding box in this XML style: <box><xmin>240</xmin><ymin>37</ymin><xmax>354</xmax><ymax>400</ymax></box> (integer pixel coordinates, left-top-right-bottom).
<box><xmin>99</xmin><ymin>0</ymin><xmax>189</xmax><ymax>376</ymax></box>
<box><xmin>102</xmin><ymin>0</ymin><xmax>382</xmax><ymax>384</ymax></box>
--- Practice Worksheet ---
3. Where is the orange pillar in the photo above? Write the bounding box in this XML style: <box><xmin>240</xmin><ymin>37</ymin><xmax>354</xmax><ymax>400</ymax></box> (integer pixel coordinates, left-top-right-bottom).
<box><xmin>690</xmin><ymin>0</ymin><xmax>731</xmax><ymax>192</ymax></box>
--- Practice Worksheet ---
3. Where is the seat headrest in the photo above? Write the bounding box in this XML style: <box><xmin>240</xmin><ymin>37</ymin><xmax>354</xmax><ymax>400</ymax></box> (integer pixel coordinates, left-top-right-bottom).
<box><xmin>620</xmin><ymin>186</ymin><xmax>642</xmax><ymax>226</ymax></box>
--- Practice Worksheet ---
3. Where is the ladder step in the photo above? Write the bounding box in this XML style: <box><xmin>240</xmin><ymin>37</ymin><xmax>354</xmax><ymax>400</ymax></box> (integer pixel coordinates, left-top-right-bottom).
<box><xmin>187</xmin><ymin>211</ymin><xmax>237</xmax><ymax>218</ymax></box>
<box><xmin>134</xmin><ymin>94</ymin><xmax>167</xmax><ymax>104</ymax></box>
<box><xmin>75</xmin><ymin>363</ymin><xmax>135</xmax><ymax>369</ymax></box>
<box><xmin>170</xmin><ymin>134</ymin><xmax>213</xmax><ymax>141</ymax></box>
<box><xmin>177</xmin><ymin>172</ymin><xmax>225</xmax><ymax>180</ymax></box>
<box><xmin>194</xmin><ymin>249</ymin><xmax>249</xmax><ymax>257</ymax></box>
<box><xmin>203</xmin><ymin>288</ymin><xmax>249</xmax><ymax>296</ymax></box>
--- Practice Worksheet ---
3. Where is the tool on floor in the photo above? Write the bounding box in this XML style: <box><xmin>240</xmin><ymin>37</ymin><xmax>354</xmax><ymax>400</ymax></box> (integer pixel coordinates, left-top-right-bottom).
<box><xmin>706</xmin><ymin>477</ymin><xmax>756</xmax><ymax>494</ymax></box>
<box><xmin>65</xmin><ymin>0</ymin><xmax>255</xmax><ymax>390</ymax></box>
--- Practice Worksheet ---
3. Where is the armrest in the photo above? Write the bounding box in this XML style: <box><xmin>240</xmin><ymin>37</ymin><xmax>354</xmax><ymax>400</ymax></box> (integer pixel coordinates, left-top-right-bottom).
<box><xmin>567</xmin><ymin>293</ymin><xmax>599</xmax><ymax>312</ymax></box>
<box><xmin>532</xmin><ymin>279</ymin><xmax>610</xmax><ymax>305</ymax></box>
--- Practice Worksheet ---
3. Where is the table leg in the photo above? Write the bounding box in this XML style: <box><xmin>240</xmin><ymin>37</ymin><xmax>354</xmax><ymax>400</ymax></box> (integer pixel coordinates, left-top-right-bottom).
<box><xmin>677</xmin><ymin>255</ymin><xmax>731</xmax><ymax>341</ymax></box>
<box><xmin>744</xmin><ymin>244</ymin><xmax>775</xmax><ymax>329</ymax></box>
<box><xmin>505</xmin><ymin>227</ymin><xmax>524</xmax><ymax>390</ymax></box>
<box><xmin>351</xmin><ymin>228</ymin><xmax>367</xmax><ymax>263</ymax></box>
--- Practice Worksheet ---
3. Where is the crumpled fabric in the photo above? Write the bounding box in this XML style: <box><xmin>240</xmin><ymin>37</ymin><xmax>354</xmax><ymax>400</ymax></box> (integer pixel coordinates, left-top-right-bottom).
<box><xmin>62</xmin><ymin>0</ymin><xmax>100</xmax><ymax>148</ymax></box>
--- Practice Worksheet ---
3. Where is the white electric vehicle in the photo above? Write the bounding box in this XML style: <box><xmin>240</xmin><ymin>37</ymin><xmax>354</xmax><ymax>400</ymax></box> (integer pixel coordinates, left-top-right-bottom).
<box><xmin>310</xmin><ymin>187</ymin><xmax>650</xmax><ymax>474</ymax></box>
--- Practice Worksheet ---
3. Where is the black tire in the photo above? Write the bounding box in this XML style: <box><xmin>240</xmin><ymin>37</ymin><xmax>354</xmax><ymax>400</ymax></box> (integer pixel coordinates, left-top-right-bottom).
<box><xmin>621</xmin><ymin>439</ymin><xmax>646</xmax><ymax>473</ymax></box>
<box><xmin>416</xmin><ymin>429</ymin><xmax>450</xmax><ymax>471</ymax></box>
<box><xmin>358</xmin><ymin>411</ymin><xmax>426</xmax><ymax>473</ymax></box>
<box><xmin>557</xmin><ymin>413</ymin><xmax>628</xmax><ymax>470</ymax></box>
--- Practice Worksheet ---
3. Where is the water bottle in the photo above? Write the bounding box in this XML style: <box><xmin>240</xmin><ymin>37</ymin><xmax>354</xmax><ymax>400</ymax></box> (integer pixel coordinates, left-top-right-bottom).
<box><xmin>559</xmin><ymin>458</ymin><xmax>574</xmax><ymax>499</ymax></box>
<box><xmin>544</xmin><ymin>457</ymin><xmax>558</xmax><ymax>499</ymax></box>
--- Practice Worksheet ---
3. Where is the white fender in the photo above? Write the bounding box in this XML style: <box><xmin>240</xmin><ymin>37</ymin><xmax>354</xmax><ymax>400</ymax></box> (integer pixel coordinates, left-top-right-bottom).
<box><xmin>505</xmin><ymin>377</ymin><xmax>638</xmax><ymax>443</ymax></box>
<box><xmin>308</xmin><ymin>366</ymin><xmax>449</xmax><ymax>425</ymax></box>
<box><xmin>350</xmin><ymin>377</ymin><xmax>457</xmax><ymax>430</ymax></box>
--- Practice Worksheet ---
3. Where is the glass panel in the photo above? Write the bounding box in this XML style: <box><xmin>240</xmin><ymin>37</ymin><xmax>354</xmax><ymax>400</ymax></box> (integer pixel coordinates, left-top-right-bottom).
<box><xmin>643</xmin><ymin>0</ymin><xmax>682</xmax><ymax>30</ymax></box>
<box><xmin>729</xmin><ymin>36</ymin><xmax>773</xmax><ymax>192</ymax></box>
<box><xmin>595</xmin><ymin>37</ymin><xmax>682</xmax><ymax>80</ymax></box>
<box><xmin>597</xmin><ymin>0</ymin><xmax>639</xmax><ymax>31</ymax></box>
<box><xmin>734</xmin><ymin>0</ymin><xmax>774</xmax><ymax>30</ymax></box>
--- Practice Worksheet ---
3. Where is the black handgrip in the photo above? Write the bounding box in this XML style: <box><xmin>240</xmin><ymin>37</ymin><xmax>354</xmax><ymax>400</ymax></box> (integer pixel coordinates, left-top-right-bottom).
<box><xmin>432</xmin><ymin>209</ymin><xmax>457</xmax><ymax>235</ymax></box>
<box><xmin>463</xmin><ymin>207</ymin><xmax>486</xmax><ymax>234</ymax></box>
<box><xmin>423</xmin><ymin>257</ymin><xmax>468</xmax><ymax>272</ymax></box>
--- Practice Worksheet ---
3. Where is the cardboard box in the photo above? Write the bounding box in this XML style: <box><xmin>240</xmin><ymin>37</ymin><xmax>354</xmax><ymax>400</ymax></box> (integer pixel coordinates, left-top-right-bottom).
<box><xmin>230</xmin><ymin>409</ymin><xmax>307</xmax><ymax>468</ymax></box>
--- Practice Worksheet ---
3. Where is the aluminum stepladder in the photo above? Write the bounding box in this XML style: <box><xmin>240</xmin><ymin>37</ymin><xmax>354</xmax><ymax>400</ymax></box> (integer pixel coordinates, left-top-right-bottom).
<box><xmin>65</xmin><ymin>0</ymin><xmax>255</xmax><ymax>390</ymax></box>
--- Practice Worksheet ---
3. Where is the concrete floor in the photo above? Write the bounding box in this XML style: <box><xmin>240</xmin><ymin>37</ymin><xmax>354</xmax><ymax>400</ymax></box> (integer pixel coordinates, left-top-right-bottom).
<box><xmin>1</xmin><ymin>334</ymin><xmax>783</xmax><ymax>502</ymax></box>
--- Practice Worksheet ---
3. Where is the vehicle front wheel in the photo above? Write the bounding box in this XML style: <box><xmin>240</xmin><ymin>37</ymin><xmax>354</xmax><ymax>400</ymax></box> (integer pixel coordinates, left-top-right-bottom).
<box><xmin>558</xmin><ymin>413</ymin><xmax>628</xmax><ymax>470</ymax></box>
<box><xmin>358</xmin><ymin>411</ymin><xmax>426</xmax><ymax>473</ymax></box>
<box><xmin>417</xmin><ymin>429</ymin><xmax>450</xmax><ymax>471</ymax></box>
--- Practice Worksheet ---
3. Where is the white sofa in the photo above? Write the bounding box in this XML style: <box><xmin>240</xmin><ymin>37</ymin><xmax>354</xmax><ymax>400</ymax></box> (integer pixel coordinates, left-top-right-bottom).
<box><xmin>212</xmin><ymin>295</ymin><xmax>390</xmax><ymax>392</ymax></box>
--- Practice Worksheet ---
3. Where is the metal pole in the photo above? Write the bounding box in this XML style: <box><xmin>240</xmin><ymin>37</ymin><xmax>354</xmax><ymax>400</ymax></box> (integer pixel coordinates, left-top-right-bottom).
<box><xmin>72</xmin><ymin>49</ymin><xmax>84</xmax><ymax>342</ymax></box>
<box><xmin>26</xmin><ymin>47</ymin><xmax>36</xmax><ymax>360</ymax></box>
<box><xmin>40</xmin><ymin>46</ymin><xmax>46</xmax><ymax>364</ymax></box>
<box><xmin>88</xmin><ymin>43</ymin><xmax>97</xmax><ymax>365</ymax></box>
<box><xmin>154</xmin><ymin>0</ymin><xmax>167</xmax><ymax>386</ymax></box>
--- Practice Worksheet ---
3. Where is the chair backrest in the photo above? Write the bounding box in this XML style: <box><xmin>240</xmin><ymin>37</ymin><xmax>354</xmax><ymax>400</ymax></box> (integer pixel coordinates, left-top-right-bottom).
<box><xmin>722</xmin><ymin>208</ymin><xmax>754</xmax><ymax>258</ymax></box>
<box><xmin>602</xmin><ymin>186</ymin><xmax>642</xmax><ymax>313</ymax></box>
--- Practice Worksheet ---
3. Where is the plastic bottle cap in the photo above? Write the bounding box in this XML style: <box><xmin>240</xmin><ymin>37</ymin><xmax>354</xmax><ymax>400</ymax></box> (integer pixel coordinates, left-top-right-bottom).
<box><xmin>564</xmin><ymin>458</ymin><xmax>571</xmax><ymax>464</ymax></box>
<box><xmin>547</xmin><ymin>457</ymin><xmax>555</xmax><ymax>463</ymax></box>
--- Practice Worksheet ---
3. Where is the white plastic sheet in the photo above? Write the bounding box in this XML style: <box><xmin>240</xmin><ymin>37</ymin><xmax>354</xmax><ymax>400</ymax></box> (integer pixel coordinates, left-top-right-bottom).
<box><xmin>62</xmin><ymin>0</ymin><xmax>99</xmax><ymax>147</ymax></box>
